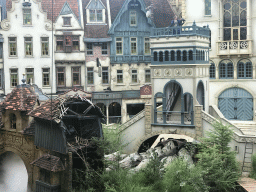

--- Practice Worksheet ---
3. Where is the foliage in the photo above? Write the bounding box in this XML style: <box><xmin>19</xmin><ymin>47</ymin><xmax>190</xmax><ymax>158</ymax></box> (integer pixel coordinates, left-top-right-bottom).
<box><xmin>163</xmin><ymin>157</ymin><xmax>209</xmax><ymax>192</ymax></box>
<box><xmin>196</xmin><ymin>121</ymin><xmax>240</xmax><ymax>192</ymax></box>
<box><xmin>250</xmin><ymin>154</ymin><xmax>256</xmax><ymax>179</ymax></box>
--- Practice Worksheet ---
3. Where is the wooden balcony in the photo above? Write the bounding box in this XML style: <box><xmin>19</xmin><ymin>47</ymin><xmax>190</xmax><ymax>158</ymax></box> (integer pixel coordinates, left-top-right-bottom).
<box><xmin>217</xmin><ymin>40</ymin><xmax>252</xmax><ymax>56</ymax></box>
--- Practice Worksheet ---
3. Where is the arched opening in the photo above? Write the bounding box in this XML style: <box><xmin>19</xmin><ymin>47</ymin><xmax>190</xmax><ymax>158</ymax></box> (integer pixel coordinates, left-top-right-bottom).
<box><xmin>137</xmin><ymin>135</ymin><xmax>159</xmax><ymax>153</ymax></box>
<box><xmin>10</xmin><ymin>113</ymin><xmax>16</xmax><ymax>129</ymax></box>
<box><xmin>0</xmin><ymin>152</ymin><xmax>28</xmax><ymax>192</ymax></box>
<box><xmin>183</xmin><ymin>50</ymin><xmax>187</xmax><ymax>61</ymax></box>
<box><xmin>164</xmin><ymin>51</ymin><xmax>169</xmax><ymax>61</ymax></box>
<box><xmin>177</xmin><ymin>50</ymin><xmax>181</xmax><ymax>61</ymax></box>
<box><xmin>153</xmin><ymin>52</ymin><xmax>157</xmax><ymax>61</ymax></box>
<box><xmin>109</xmin><ymin>102</ymin><xmax>121</xmax><ymax>124</ymax></box>
<box><xmin>210</xmin><ymin>62</ymin><xmax>216</xmax><ymax>79</ymax></box>
<box><xmin>189</xmin><ymin>50</ymin><xmax>193</xmax><ymax>61</ymax></box>
<box><xmin>197</xmin><ymin>81</ymin><xmax>205</xmax><ymax>110</ymax></box>
<box><xmin>219</xmin><ymin>60</ymin><xmax>234</xmax><ymax>79</ymax></box>
<box><xmin>218</xmin><ymin>87</ymin><xmax>253</xmax><ymax>121</ymax></box>
<box><xmin>171</xmin><ymin>51</ymin><xmax>175</xmax><ymax>61</ymax></box>
<box><xmin>184</xmin><ymin>93</ymin><xmax>194</xmax><ymax>125</ymax></box>
<box><xmin>159</xmin><ymin>51</ymin><xmax>163</xmax><ymax>62</ymax></box>
<box><xmin>237</xmin><ymin>59</ymin><xmax>252</xmax><ymax>79</ymax></box>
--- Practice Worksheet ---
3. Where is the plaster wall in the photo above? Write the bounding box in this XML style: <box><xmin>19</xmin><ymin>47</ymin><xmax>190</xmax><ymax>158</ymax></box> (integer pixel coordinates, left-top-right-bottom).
<box><xmin>1</xmin><ymin>0</ymin><xmax>55</xmax><ymax>94</ymax></box>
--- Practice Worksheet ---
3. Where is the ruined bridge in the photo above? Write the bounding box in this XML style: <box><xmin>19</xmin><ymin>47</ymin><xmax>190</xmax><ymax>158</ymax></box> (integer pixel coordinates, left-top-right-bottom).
<box><xmin>0</xmin><ymin>85</ymin><xmax>104</xmax><ymax>192</ymax></box>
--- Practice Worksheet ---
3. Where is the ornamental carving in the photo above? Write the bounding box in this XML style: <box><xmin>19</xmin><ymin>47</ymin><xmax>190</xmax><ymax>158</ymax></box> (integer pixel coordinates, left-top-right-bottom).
<box><xmin>154</xmin><ymin>69</ymin><xmax>161</xmax><ymax>77</ymax></box>
<box><xmin>229</xmin><ymin>41</ymin><xmax>238</xmax><ymax>49</ymax></box>
<box><xmin>220</xmin><ymin>42</ymin><xmax>227</xmax><ymax>50</ymax></box>
<box><xmin>1</xmin><ymin>20</ymin><xmax>11</xmax><ymax>30</ymax></box>
<box><xmin>174</xmin><ymin>69</ymin><xmax>181</xmax><ymax>76</ymax></box>
<box><xmin>185</xmin><ymin>68</ymin><xmax>193</xmax><ymax>76</ymax></box>
<box><xmin>164</xmin><ymin>69</ymin><xmax>171</xmax><ymax>76</ymax></box>
<box><xmin>240</xmin><ymin>41</ymin><xmax>248</xmax><ymax>49</ymax></box>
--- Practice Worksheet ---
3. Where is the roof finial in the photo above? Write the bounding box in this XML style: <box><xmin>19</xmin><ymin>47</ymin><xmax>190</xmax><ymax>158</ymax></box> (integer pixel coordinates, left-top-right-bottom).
<box><xmin>21</xmin><ymin>74</ymin><xmax>26</xmax><ymax>84</ymax></box>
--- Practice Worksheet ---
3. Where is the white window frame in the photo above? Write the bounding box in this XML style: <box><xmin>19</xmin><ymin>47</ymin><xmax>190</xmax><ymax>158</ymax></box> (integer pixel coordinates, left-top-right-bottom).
<box><xmin>42</xmin><ymin>68</ymin><xmax>50</xmax><ymax>87</ymax></box>
<box><xmin>9</xmin><ymin>37</ymin><xmax>17</xmax><ymax>57</ymax></box>
<box><xmin>87</xmin><ymin>67</ymin><xmax>94</xmax><ymax>85</ymax></box>
<box><xmin>41</xmin><ymin>37</ymin><xmax>49</xmax><ymax>56</ymax></box>
<box><xmin>87</xmin><ymin>9</ymin><xmax>105</xmax><ymax>23</ymax></box>
<box><xmin>117</xmin><ymin>70</ymin><xmax>123</xmax><ymax>84</ymax></box>
<box><xmin>23</xmin><ymin>8</ymin><xmax>32</xmax><ymax>25</ymax></box>
<box><xmin>145</xmin><ymin>69</ymin><xmax>151</xmax><ymax>83</ymax></box>
<box><xmin>131</xmin><ymin>69</ymin><xmax>138</xmax><ymax>83</ymax></box>
<box><xmin>24</xmin><ymin>37</ymin><xmax>33</xmax><ymax>57</ymax></box>
<box><xmin>26</xmin><ymin>68</ymin><xmax>34</xmax><ymax>84</ymax></box>
<box><xmin>102</xmin><ymin>67</ymin><xmax>109</xmax><ymax>84</ymax></box>
<box><xmin>130</xmin><ymin>11</ymin><xmax>137</xmax><ymax>26</ymax></box>
<box><xmin>116</xmin><ymin>37</ymin><xmax>123</xmax><ymax>55</ymax></box>
<box><xmin>10</xmin><ymin>69</ymin><xmax>18</xmax><ymax>88</ymax></box>
<box><xmin>144</xmin><ymin>37</ymin><xmax>150</xmax><ymax>55</ymax></box>
<box><xmin>130</xmin><ymin>37</ymin><xmax>137</xmax><ymax>55</ymax></box>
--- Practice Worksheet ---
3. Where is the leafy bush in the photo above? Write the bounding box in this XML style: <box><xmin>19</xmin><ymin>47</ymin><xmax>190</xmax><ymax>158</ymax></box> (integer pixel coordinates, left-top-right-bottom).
<box><xmin>250</xmin><ymin>154</ymin><xmax>256</xmax><ymax>179</ymax></box>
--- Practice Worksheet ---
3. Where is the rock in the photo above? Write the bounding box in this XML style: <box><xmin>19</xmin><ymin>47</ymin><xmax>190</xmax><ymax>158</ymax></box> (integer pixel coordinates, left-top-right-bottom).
<box><xmin>161</xmin><ymin>155</ymin><xmax>177</xmax><ymax>168</ymax></box>
<box><xmin>154</xmin><ymin>146</ymin><xmax>165</xmax><ymax>158</ymax></box>
<box><xmin>178</xmin><ymin>148</ymin><xmax>193</xmax><ymax>165</ymax></box>
<box><xmin>104</xmin><ymin>151</ymin><xmax>127</xmax><ymax>161</ymax></box>
<box><xmin>129</xmin><ymin>159</ymin><xmax>150</xmax><ymax>174</ymax></box>
<box><xmin>119</xmin><ymin>153</ymin><xmax>142</xmax><ymax>169</ymax></box>
<box><xmin>162</xmin><ymin>141</ymin><xmax>176</xmax><ymax>156</ymax></box>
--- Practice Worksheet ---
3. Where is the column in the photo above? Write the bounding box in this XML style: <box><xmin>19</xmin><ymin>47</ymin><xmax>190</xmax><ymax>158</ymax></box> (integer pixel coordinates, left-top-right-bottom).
<box><xmin>194</xmin><ymin>105</ymin><xmax>203</xmax><ymax>139</ymax></box>
<box><xmin>106</xmin><ymin>105</ymin><xmax>109</xmax><ymax>125</ymax></box>
<box><xmin>145</xmin><ymin>104</ymin><xmax>152</xmax><ymax>135</ymax></box>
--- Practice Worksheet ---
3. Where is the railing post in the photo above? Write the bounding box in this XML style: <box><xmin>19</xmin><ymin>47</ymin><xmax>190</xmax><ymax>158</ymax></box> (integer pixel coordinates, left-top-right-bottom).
<box><xmin>163</xmin><ymin>96</ymin><xmax>167</xmax><ymax>124</ymax></box>
<box><xmin>181</xmin><ymin>95</ymin><xmax>184</xmax><ymax>125</ymax></box>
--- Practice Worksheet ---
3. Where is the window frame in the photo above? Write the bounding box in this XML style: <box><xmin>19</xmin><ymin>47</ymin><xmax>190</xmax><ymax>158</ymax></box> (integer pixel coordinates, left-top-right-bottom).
<box><xmin>219</xmin><ymin>61</ymin><xmax>234</xmax><ymax>79</ymax></box>
<box><xmin>131</xmin><ymin>69</ymin><xmax>138</xmax><ymax>83</ymax></box>
<box><xmin>56</xmin><ymin>67</ymin><xmax>65</xmax><ymax>87</ymax></box>
<box><xmin>130</xmin><ymin>11</ymin><xmax>137</xmax><ymax>26</ymax></box>
<box><xmin>10</xmin><ymin>69</ymin><xmax>18</xmax><ymax>88</ymax></box>
<box><xmin>41</xmin><ymin>37</ymin><xmax>49</xmax><ymax>56</ymax></box>
<box><xmin>56</xmin><ymin>35</ymin><xmax>80</xmax><ymax>52</ymax></box>
<box><xmin>209</xmin><ymin>62</ymin><xmax>215</xmax><ymax>79</ymax></box>
<box><xmin>237</xmin><ymin>61</ymin><xmax>252</xmax><ymax>79</ymax></box>
<box><xmin>144</xmin><ymin>37</ymin><xmax>150</xmax><ymax>55</ymax></box>
<box><xmin>24</xmin><ymin>37</ymin><xmax>33</xmax><ymax>57</ymax></box>
<box><xmin>89</xmin><ymin>9</ymin><xmax>103</xmax><ymax>23</ymax></box>
<box><xmin>116</xmin><ymin>37</ymin><xmax>123</xmax><ymax>55</ymax></box>
<box><xmin>102</xmin><ymin>43</ymin><xmax>108</xmax><ymax>55</ymax></box>
<box><xmin>145</xmin><ymin>69</ymin><xmax>151</xmax><ymax>83</ymax></box>
<box><xmin>26</xmin><ymin>68</ymin><xmax>34</xmax><ymax>84</ymax></box>
<box><xmin>63</xmin><ymin>17</ymin><xmax>71</xmax><ymax>26</ymax></box>
<box><xmin>9</xmin><ymin>37</ymin><xmax>17</xmax><ymax>57</ymax></box>
<box><xmin>205</xmin><ymin>0</ymin><xmax>211</xmax><ymax>16</ymax></box>
<box><xmin>130</xmin><ymin>37</ymin><xmax>137</xmax><ymax>55</ymax></box>
<box><xmin>42</xmin><ymin>68</ymin><xmax>50</xmax><ymax>87</ymax></box>
<box><xmin>102</xmin><ymin>67</ymin><xmax>109</xmax><ymax>84</ymax></box>
<box><xmin>23</xmin><ymin>8</ymin><xmax>31</xmax><ymax>25</ymax></box>
<box><xmin>117</xmin><ymin>70</ymin><xmax>123</xmax><ymax>84</ymax></box>
<box><xmin>72</xmin><ymin>67</ymin><xmax>81</xmax><ymax>86</ymax></box>
<box><xmin>87</xmin><ymin>43</ymin><xmax>93</xmax><ymax>55</ymax></box>
<box><xmin>87</xmin><ymin>67</ymin><xmax>94</xmax><ymax>85</ymax></box>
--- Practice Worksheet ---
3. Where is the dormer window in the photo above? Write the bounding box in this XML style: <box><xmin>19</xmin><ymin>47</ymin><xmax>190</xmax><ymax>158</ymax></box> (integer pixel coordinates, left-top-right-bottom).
<box><xmin>63</xmin><ymin>17</ymin><xmax>71</xmax><ymax>26</ymax></box>
<box><xmin>130</xmin><ymin>11</ymin><xmax>137</xmax><ymax>26</ymax></box>
<box><xmin>86</xmin><ymin>0</ymin><xmax>106</xmax><ymax>24</ymax></box>
<box><xmin>23</xmin><ymin>8</ymin><xmax>31</xmax><ymax>25</ymax></box>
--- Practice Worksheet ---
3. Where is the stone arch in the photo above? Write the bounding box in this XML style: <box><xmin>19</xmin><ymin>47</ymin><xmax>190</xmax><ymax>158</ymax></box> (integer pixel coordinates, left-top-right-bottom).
<box><xmin>197</xmin><ymin>80</ymin><xmax>205</xmax><ymax>110</ymax></box>
<box><xmin>134</xmin><ymin>129</ymin><xmax>196</xmax><ymax>152</ymax></box>
<box><xmin>1</xmin><ymin>146</ymin><xmax>34</xmax><ymax>189</ymax></box>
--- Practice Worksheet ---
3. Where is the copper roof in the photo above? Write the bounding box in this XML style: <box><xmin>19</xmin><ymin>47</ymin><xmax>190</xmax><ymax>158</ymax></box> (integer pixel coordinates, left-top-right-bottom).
<box><xmin>1</xmin><ymin>85</ymin><xmax>37</xmax><ymax>112</ymax></box>
<box><xmin>31</xmin><ymin>154</ymin><xmax>65</xmax><ymax>172</ymax></box>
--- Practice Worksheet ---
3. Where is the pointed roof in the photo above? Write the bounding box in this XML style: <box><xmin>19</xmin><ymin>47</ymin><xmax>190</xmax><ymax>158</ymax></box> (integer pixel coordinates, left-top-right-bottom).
<box><xmin>109</xmin><ymin>0</ymin><xmax>175</xmax><ymax>28</ymax></box>
<box><xmin>31</xmin><ymin>154</ymin><xmax>65</xmax><ymax>172</ymax></box>
<box><xmin>1</xmin><ymin>84</ymin><xmax>38</xmax><ymax>112</ymax></box>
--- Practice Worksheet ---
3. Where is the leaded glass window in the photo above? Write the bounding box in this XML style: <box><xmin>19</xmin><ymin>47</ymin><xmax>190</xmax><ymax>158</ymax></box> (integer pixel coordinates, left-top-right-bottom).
<box><xmin>210</xmin><ymin>62</ymin><xmax>215</xmax><ymax>79</ymax></box>
<box><xmin>219</xmin><ymin>60</ymin><xmax>234</xmax><ymax>79</ymax></box>
<box><xmin>238</xmin><ymin>60</ymin><xmax>252</xmax><ymax>79</ymax></box>
<box><xmin>223</xmin><ymin>0</ymin><xmax>247</xmax><ymax>41</ymax></box>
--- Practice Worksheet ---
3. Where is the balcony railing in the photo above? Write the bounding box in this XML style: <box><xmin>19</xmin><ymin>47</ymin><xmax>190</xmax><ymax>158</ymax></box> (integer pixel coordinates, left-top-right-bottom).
<box><xmin>151</xmin><ymin>23</ymin><xmax>210</xmax><ymax>38</ymax></box>
<box><xmin>217</xmin><ymin>40</ymin><xmax>252</xmax><ymax>56</ymax></box>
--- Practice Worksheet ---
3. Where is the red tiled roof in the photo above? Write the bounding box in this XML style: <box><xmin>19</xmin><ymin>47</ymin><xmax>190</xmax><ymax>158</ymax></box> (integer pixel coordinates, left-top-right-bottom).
<box><xmin>31</xmin><ymin>154</ymin><xmax>65</xmax><ymax>172</ymax></box>
<box><xmin>1</xmin><ymin>85</ymin><xmax>37</xmax><ymax>112</ymax></box>
<box><xmin>7</xmin><ymin>0</ymin><xmax>80</xmax><ymax>23</ymax></box>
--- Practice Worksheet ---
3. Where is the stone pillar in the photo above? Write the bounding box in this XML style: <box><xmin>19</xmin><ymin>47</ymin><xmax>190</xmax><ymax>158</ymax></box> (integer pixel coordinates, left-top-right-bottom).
<box><xmin>194</xmin><ymin>105</ymin><xmax>203</xmax><ymax>140</ymax></box>
<box><xmin>145</xmin><ymin>104</ymin><xmax>152</xmax><ymax>135</ymax></box>
<box><xmin>106</xmin><ymin>105</ymin><xmax>109</xmax><ymax>125</ymax></box>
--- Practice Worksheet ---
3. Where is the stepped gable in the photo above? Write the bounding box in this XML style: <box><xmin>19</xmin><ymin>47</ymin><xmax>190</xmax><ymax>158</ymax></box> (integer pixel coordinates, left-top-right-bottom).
<box><xmin>1</xmin><ymin>85</ymin><xmax>37</xmax><ymax>113</ymax></box>
<box><xmin>83</xmin><ymin>0</ymin><xmax>110</xmax><ymax>39</ymax></box>
<box><xmin>28</xmin><ymin>93</ymin><xmax>104</xmax><ymax>123</ymax></box>
<box><xmin>109</xmin><ymin>0</ymin><xmax>175</xmax><ymax>28</ymax></box>
<box><xmin>31</xmin><ymin>154</ymin><xmax>65</xmax><ymax>172</ymax></box>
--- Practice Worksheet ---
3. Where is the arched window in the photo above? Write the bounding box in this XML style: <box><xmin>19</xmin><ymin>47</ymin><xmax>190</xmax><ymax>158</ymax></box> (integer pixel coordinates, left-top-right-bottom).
<box><xmin>177</xmin><ymin>50</ymin><xmax>181</xmax><ymax>61</ymax></box>
<box><xmin>223</xmin><ymin>0</ymin><xmax>247</xmax><ymax>41</ymax></box>
<box><xmin>154</xmin><ymin>52</ymin><xmax>157</xmax><ymax>61</ymax></box>
<box><xmin>165</xmin><ymin>51</ymin><xmax>169</xmax><ymax>61</ymax></box>
<box><xmin>189</xmin><ymin>50</ymin><xmax>193</xmax><ymax>61</ymax></box>
<box><xmin>159</xmin><ymin>51</ymin><xmax>163</xmax><ymax>62</ymax></box>
<box><xmin>10</xmin><ymin>113</ymin><xmax>16</xmax><ymax>129</ymax></box>
<box><xmin>184</xmin><ymin>93</ymin><xmax>194</xmax><ymax>125</ymax></box>
<box><xmin>197</xmin><ymin>81</ymin><xmax>205</xmax><ymax>110</ymax></box>
<box><xmin>183</xmin><ymin>50</ymin><xmax>187</xmax><ymax>61</ymax></box>
<box><xmin>238</xmin><ymin>59</ymin><xmax>252</xmax><ymax>79</ymax></box>
<box><xmin>210</xmin><ymin>62</ymin><xmax>215</xmax><ymax>79</ymax></box>
<box><xmin>219</xmin><ymin>60</ymin><xmax>234</xmax><ymax>79</ymax></box>
<box><xmin>203</xmin><ymin>51</ymin><xmax>205</xmax><ymax>61</ymax></box>
<box><xmin>171</xmin><ymin>51</ymin><xmax>175</xmax><ymax>61</ymax></box>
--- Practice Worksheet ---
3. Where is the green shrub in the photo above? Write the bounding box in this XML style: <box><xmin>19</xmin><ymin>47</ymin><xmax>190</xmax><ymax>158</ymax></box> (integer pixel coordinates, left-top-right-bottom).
<box><xmin>250</xmin><ymin>154</ymin><xmax>256</xmax><ymax>179</ymax></box>
<box><xmin>163</xmin><ymin>158</ymin><xmax>209</xmax><ymax>192</ymax></box>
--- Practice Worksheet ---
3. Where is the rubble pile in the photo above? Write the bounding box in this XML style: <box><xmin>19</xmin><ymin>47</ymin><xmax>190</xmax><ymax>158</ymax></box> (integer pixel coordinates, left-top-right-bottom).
<box><xmin>105</xmin><ymin>138</ymin><xmax>195</xmax><ymax>172</ymax></box>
